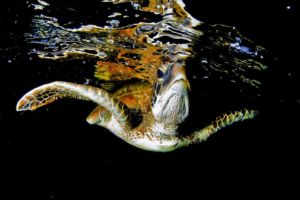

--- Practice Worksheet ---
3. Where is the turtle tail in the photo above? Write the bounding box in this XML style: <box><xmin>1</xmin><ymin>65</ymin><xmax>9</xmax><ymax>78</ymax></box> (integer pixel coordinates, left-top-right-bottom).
<box><xmin>178</xmin><ymin>109</ymin><xmax>258</xmax><ymax>148</ymax></box>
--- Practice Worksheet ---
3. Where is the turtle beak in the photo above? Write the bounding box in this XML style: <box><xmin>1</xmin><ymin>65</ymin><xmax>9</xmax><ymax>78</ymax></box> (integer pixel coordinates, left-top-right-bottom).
<box><xmin>160</xmin><ymin>62</ymin><xmax>190</xmax><ymax>95</ymax></box>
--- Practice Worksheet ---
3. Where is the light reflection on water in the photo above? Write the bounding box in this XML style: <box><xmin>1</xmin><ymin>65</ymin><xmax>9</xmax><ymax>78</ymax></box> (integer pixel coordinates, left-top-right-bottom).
<box><xmin>27</xmin><ymin>0</ymin><xmax>267</xmax><ymax>88</ymax></box>
<box><xmin>10</xmin><ymin>0</ymin><xmax>274</xmax><ymax>152</ymax></box>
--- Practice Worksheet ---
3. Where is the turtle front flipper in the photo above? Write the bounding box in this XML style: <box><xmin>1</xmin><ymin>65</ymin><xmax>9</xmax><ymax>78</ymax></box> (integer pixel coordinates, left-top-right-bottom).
<box><xmin>16</xmin><ymin>81</ymin><xmax>129</xmax><ymax>129</ymax></box>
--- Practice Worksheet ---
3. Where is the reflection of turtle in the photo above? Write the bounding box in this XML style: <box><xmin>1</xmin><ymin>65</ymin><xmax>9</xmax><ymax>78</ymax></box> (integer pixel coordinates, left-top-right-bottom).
<box><xmin>17</xmin><ymin>0</ymin><xmax>264</xmax><ymax>152</ymax></box>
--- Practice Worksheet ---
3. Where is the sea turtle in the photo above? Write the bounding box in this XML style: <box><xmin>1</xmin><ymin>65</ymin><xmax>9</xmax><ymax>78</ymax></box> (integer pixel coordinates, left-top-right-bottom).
<box><xmin>16</xmin><ymin>71</ymin><xmax>257</xmax><ymax>152</ymax></box>
<box><xmin>16</xmin><ymin>0</ymin><xmax>264</xmax><ymax>152</ymax></box>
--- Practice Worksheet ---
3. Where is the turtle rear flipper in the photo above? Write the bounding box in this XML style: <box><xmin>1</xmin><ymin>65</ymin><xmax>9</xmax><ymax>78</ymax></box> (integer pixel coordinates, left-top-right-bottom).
<box><xmin>86</xmin><ymin>105</ymin><xmax>111</xmax><ymax>126</ymax></box>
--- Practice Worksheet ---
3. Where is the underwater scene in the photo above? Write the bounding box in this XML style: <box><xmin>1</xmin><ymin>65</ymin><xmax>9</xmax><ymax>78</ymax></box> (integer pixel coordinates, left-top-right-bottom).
<box><xmin>1</xmin><ymin>0</ymin><xmax>299</xmax><ymax>195</ymax></box>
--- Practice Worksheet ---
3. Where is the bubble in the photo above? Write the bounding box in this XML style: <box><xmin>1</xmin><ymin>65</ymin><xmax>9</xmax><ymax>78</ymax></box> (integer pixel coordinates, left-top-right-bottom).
<box><xmin>107</xmin><ymin>19</ymin><xmax>120</xmax><ymax>28</ymax></box>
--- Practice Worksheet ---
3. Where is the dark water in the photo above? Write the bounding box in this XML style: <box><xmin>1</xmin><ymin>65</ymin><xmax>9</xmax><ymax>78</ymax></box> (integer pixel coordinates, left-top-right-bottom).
<box><xmin>1</xmin><ymin>0</ymin><xmax>299</xmax><ymax>196</ymax></box>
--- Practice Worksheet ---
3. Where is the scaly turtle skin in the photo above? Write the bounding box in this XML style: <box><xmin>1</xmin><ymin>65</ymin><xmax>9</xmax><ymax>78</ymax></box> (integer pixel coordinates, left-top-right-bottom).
<box><xmin>17</xmin><ymin>0</ymin><xmax>262</xmax><ymax>152</ymax></box>
<box><xmin>16</xmin><ymin>66</ymin><xmax>257</xmax><ymax>152</ymax></box>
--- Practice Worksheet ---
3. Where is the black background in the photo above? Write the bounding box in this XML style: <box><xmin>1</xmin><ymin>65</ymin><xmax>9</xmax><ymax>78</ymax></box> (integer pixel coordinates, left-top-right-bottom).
<box><xmin>1</xmin><ymin>0</ymin><xmax>299</xmax><ymax>197</ymax></box>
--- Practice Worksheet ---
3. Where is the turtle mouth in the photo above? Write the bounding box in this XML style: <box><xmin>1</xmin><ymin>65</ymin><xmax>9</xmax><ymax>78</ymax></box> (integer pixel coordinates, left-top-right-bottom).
<box><xmin>157</xmin><ymin>62</ymin><xmax>190</xmax><ymax>98</ymax></box>
<box><xmin>164</xmin><ymin>77</ymin><xmax>190</xmax><ymax>94</ymax></box>
<box><xmin>159</xmin><ymin>77</ymin><xmax>190</xmax><ymax>105</ymax></box>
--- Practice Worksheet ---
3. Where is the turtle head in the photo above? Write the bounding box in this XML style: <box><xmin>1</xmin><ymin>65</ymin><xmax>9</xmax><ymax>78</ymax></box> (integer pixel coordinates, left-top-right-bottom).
<box><xmin>152</xmin><ymin>62</ymin><xmax>190</xmax><ymax>128</ymax></box>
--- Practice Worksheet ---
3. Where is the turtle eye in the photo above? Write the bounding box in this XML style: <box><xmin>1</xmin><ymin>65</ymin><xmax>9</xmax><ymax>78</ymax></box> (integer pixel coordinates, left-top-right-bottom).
<box><xmin>157</xmin><ymin>69</ymin><xmax>164</xmax><ymax>79</ymax></box>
